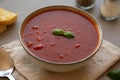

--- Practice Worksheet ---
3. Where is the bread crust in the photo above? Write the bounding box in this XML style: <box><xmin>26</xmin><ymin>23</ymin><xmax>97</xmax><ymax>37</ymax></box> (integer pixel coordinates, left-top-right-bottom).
<box><xmin>0</xmin><ymin>8</ymin><xmax>18</xmax><ymax>25</ymax></box>
<box><xmin>0</xmin><ymin>25</ymin><xmax>7</xmax><ymax>34</ymax></box>
<box><xmin>0</xmin><ymin>8</ymin><xmax>18</xmax><ymax>34</ymax></box>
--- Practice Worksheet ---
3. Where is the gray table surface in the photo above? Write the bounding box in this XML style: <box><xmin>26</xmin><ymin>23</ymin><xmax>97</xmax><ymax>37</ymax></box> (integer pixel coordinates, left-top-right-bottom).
<box><xmin>0</xmin><ymin>0</ymin><xmax>120</xmax><ymax>80</ymax></box>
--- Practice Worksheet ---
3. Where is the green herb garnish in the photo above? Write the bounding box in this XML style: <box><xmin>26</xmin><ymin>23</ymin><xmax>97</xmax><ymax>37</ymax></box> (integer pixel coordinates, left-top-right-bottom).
<box><xmin>52</xmin><ymin>28</ymin><xmax>64</xmax><ymax>36</ymax></box>
<box><xmin>107</xmin><ymin>69</ymin><xmax>120</xmax><ymax>80</ymax></box>
<box><xmin>64</xmin><ymin>31</ymin><xmax>74</xmax><ymax>38</ymax></box>
<box><xmin>52</xmin><ymin>28</ymin><xmax>75</xmax><ymax>39</ymax></box>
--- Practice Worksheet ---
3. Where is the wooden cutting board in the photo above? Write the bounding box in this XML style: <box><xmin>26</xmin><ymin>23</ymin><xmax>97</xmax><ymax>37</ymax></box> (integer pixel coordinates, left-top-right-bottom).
<box><xmin>0</xmin><ymin>40</ymin><xmax>120</xmax><ymax>80</ymax></box>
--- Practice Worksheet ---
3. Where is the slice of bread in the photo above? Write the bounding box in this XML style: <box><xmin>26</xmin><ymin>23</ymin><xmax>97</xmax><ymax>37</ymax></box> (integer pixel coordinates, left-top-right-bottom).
<box><xmin>0</xmin><ymin>25</ymin><xmax>7</xmax><ymax>34</ymax></box>
<box><xmin>0</xmin><ymin>8</ymin><xmax>18</xmax><ymax>25</ymax></box>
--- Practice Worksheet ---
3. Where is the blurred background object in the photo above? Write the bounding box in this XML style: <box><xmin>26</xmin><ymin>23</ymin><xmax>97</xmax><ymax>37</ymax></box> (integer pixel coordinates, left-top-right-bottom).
<box><xmin>76</xmin><ymin>0</ymin><xmax>96</xmax><ymax>10</ymax></box>
<box><xmin>100</xmin><ymin>0</ymin><xmax>120</xmax><ymax>21</ymax></box>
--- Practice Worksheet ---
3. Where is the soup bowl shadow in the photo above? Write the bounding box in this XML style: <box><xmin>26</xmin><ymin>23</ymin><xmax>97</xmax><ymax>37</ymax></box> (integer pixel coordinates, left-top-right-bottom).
<box><xmin>19</xmin><ymin>5</ymin><xmax>103</xmax><ymax>72</ymax></box>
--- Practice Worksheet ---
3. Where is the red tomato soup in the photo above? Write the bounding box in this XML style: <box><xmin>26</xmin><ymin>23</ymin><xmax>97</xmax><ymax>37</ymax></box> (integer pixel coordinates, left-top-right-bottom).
<box><xmin>22</xmin><ymin>10</ymin><xmax>99</xmax><ymax>63</ymax></box>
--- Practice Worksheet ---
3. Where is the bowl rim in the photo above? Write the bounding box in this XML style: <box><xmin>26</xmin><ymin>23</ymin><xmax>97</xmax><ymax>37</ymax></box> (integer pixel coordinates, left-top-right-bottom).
<box><xmin>19</xmin><ymin>5</ymin><xmax>103</xmax><ymax>65</ymax></box>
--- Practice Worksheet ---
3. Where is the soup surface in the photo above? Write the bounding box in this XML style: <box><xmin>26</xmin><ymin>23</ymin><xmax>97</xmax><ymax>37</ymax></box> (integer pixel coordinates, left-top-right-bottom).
<box><xmin>22</xmin><ymin>9</ymin><xmax>99</xmax><ymax>63</ymax></box>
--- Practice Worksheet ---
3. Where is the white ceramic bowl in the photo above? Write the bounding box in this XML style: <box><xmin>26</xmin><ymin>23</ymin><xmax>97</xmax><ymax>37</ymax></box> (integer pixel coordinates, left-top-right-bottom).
<box><xmin>19</xmin><ymin>5</ymin><xmax>102</xmax><ymax>72</ymax></box>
